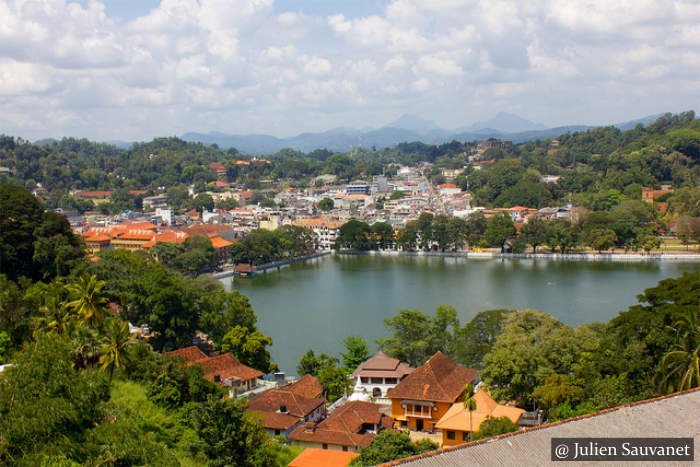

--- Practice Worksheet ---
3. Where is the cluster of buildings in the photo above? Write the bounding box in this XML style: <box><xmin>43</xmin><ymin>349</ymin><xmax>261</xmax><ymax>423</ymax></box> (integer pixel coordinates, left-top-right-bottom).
<box><xmin>162</xmin><ymin>343</ymin><xmax>529</xmax><ymax>467</ymax></box>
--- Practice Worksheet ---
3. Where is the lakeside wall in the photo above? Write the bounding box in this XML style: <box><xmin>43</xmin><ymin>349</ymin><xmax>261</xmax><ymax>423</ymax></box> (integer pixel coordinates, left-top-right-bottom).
<box><xmin>210</xmin><ymin>251</ymin><xmax>332</xmax><ymax>279</ymax></box>
<box><xmin>336</xmin><ymin>250</ymin><xmax>700</xmax><ymax>262</ymax></box>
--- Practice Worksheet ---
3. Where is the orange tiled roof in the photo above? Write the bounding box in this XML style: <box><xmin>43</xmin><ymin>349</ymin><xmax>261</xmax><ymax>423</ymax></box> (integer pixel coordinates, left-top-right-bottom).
<box><xmin>439</xmin><ymin>183</ymin><xmax>458</xmax><ymax>189</ymax></box>
<box><xmin>289</xmin><ymin>448</ymin><xmax>358</xmax><ymax>467</ymax></box>
<box><xmin>210</xmin><ymin>236</ymin><xmax>233</xmax><ymax>249</ymax></box>
<box><xmin>435</xmin><ymin>389</ymin><xmax>525</xmax><ymax>432</ymax></box>
<box><xmin>142</xmin><ymin>230</ymin><xmax>189</xmax><ymax>248</ymax></box>
<box><xmin>85</xmin><ymin>233</ymin><xmax>111</xmax><ymax>243</ymax></box>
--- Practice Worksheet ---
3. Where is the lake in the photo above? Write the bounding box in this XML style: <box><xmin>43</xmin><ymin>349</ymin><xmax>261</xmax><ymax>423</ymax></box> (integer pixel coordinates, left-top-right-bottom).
<box><xmin>220</xmin><ymin>254</ymin><xmax>698</xmax><ymax>375</ymax></box>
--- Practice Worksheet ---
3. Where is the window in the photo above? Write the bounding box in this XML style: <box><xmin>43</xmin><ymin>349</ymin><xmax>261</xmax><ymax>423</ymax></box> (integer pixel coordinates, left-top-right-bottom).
<box><xmin>447</xmin><ymin>431</ymin><xmax>455</xmax><ymax>440</ymax></box>
<box><xmin>274</xmin><ymin>429</ymin><xmax>280</xmax><ymax>436</ymax></box>
<box><xmin>462</xmin><ymin>432</ymin><xmax>469</xmax><ymax>441</ymax></box>
<box><xmin>372</xmin><ymin>388</ymin><xmax>382</xmax><ymax>397</ymax></box>
<box><xmin>370</xmin><ymin>377</ymin><xmax>383</xmax><ymax>384</ymax></box>
<box><xmin>401</xmin><ymin>420</ymin><xmax>408</xmax><ymax>427</ymax></box>
<box><xmin>361</xmin><ymin>377</ymin><xmax>369</xmax><ymax>384</ymax></box>
<box><xmin>322</xmin><ymin>444</ymin><xmax>328</xmax><ymax>450</ymax></box>
<box><xmin>385</xmin><ymin>377</ymin><xmax>397</xmax><ymax>385</ymax></box>
<box><xmin>342</xmin><ymin>446</ymin><xmax>348</xmax><ymax>452</ymax></box>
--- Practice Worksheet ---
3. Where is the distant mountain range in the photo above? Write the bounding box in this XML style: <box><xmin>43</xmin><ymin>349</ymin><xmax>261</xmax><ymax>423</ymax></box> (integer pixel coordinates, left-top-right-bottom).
<box><xmin>179</xmin><ymin>112</ymin><xmax>664</xmax><ymax>155</ymax></box>
<box><xmin>34</xmin><ymin>112</ymin><xmax>665</xmax><ymax>154</ymax></box>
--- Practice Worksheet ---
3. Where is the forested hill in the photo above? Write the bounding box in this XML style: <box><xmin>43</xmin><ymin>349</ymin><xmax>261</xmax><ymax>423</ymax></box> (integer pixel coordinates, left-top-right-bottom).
<box><xmin>1</xmin><ymin>111</ymin><xmax>699</xmax><ymax>214</ymax></box>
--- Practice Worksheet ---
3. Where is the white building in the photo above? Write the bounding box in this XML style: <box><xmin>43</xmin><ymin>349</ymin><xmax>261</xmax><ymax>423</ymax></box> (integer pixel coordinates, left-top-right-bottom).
<box><xmin>349</xmin><ymin>351</ymin><xmax>414</xmax><ymax>404</ymax></box>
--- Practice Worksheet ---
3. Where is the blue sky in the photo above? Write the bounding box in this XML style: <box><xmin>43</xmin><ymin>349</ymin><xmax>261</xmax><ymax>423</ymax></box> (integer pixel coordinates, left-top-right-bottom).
<box><xmin>1</xmin><ymin>0</ymin><xmax>698</xmax><ymax>141</ymax></box>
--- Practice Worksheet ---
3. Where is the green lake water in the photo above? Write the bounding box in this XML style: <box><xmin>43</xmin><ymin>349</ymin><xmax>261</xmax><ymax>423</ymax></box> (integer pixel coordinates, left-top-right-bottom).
<box><xmin>220</xmin><ymin>254</ymin><xmax>698</xmax><ymax>375</ymax></box>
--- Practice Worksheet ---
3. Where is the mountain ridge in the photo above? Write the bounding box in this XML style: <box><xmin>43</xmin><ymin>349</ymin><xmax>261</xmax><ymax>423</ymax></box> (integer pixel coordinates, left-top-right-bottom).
<box><xmin>180</xmin><ymin>113</ymin><xmax>662</xmax><ymax>155</ymax></box>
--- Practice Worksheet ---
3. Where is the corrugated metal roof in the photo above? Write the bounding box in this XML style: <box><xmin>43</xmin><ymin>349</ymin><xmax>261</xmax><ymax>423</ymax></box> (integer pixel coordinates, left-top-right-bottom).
<box><xmin>385</xmin><ymin>388</ymin><xmax>700</xmax><ymax>467</ymax></box>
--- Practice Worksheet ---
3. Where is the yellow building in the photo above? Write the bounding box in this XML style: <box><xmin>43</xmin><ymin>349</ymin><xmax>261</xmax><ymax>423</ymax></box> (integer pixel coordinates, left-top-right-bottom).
<box><xmin>387</xmin><ymin>352</ymin><xmax>479</xmax><ymax>432</ymax></box>
<box><xmin>435</xmin><ymin>389</ymin><xmax>525</xmax><ymax>446</ymax></box>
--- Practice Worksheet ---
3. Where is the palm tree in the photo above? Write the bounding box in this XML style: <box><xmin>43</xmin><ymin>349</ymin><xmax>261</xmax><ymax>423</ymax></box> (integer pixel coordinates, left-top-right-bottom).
<box><xmin>30</xmin><ymin>280</ymin><xmax>74</xmax><ymax>337</ymax></box>
<box><xmin>65</xmin><ymin>275</ymin><xmax>109</xmax><ymax>328</ymax></box>
<box><xmin>463</xmin><ymin>383</ymin><xmax>477</xmax><ymax>440</ymax></box>
<box><xmin>657</xmin><ymin>310</ymin><xmax>700</xmax><ymax>393</ymax></box>
<box><xmin>71</xmin><ymin>322</ymin><xmax>101</xmax><ymax>369</ymax></box>
<box><xmin>99</xmin><ymin>319</ymin><xmax>132</xmax><ymax>385</ymax></box>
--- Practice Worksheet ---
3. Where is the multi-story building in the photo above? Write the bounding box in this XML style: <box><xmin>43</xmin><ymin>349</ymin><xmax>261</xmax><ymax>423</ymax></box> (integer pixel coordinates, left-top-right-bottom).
<box><xmin>349</xmin><ymin>351</ymin><xmax>414</xmax><ymax>404</ymax></box>
<box><xmin>346</xmin><ymin>181</ymin><xmax>371</xmax><ymax>196</ymax></box>
<box><xmin>293</xmin><ymin>216</ymin><xmax>344</xmax><ymax>250</ymax></box>
<box><xmin>387</xmin><ymin>351</ymin><xmax>479</xmax><ymax>432</ymax></box>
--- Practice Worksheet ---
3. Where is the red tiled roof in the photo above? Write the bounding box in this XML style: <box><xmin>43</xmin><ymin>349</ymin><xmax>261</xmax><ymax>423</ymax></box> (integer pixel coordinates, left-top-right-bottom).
<box><xmin>234</xmin><ymin>263</ymin><xmax>255</xmax><ymax>273</ymax></box>
<box><xmin>195</xmin><ymin>354</ymin><xmax>264</xmax><ymax>384</ymax></box>
<box><xmin>322</xmin><ymin>401</ymin><xmax>385</xmax><ymax>433</ymax></box>
<box><xmin>77</xmin><ymin>190</ymin><xmax>113</xmax><ymax>198</ymax></box>
<box><xmin>285</xmin><ymin>374</ymin><xmax>323</xmax><ymax>399</ymax></box>
<box><xmin>249</xmin><ymin>410</ymin><xmax>301</xmax><ymax>430</ymax></box>
<box><xmin>438</xmin><ymin>183</ymin><xmax>458</xmax><ymax>189</ymax></box>
<box><xmin>352</xmin><ymin>351</ymin><xmax>414</xmax><ymax>378</ymax></box>
<box><xmin>289</xmin><ymin>448</ymin><xmax>358</xmax><ymax>467</ymax></box>
<box><xmin>387</xmin><ymin>351</ymin><xmax>478</xmax><ymax>403</ymax></box>
<box><xmin>163</xmin><ymin>345</ymin><xmax>208</xmax><ymax>363</ymax></box>
<box><xmin>209</xmin><ymin>162</ymin><xmax>226</xmax><ymax>172</ymax></box>
<box><xmin>288</xmin><ymin>423</ymin><xmax>374</xmax><ymax>448</ymax></box>
<box><xmin>288</xmin><ymin>400</ymin><xmax>391</xmax><ymax>448</ymax></box>
<box><xmin>248</xmin><ymin>388</ymin><xmax>325</xmax><ymax>419</ymax></box>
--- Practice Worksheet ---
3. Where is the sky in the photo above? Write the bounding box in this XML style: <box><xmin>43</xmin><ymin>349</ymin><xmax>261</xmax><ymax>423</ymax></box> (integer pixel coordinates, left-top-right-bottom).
<box><xmin>1</xmin><ymin>0</ymin><xmax>699</xmax><ymax>142</ymax></box>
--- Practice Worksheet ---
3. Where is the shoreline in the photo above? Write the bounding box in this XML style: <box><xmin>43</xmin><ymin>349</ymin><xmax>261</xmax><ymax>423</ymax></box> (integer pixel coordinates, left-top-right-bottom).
<box><xmin>210</xmin><ymin>251</ymin><xmax>332</xmax><ymax>279</ymax></box>
<box><xmin>336</xmin><ymin>249</ymin><xmax>700</xmax><ymax>262</ymax></box>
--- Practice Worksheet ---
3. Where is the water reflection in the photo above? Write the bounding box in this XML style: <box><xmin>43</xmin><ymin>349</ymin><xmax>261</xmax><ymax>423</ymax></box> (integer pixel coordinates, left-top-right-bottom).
<box><xmin>222</xmin><ymin>255</ymin><xmax>697</xmax><ymax>375</ymax></box>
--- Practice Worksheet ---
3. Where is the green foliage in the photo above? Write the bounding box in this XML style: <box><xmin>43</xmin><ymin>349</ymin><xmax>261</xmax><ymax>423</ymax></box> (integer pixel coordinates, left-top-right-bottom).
<box><xmin>481</xmin><ymin>310</ymin><xmax>597</xmax><ymax>407</ymax></box>
<box><xmin>230</xmin><ymin>226</ymin><xmax>315</xmax><ymax>265</ymax></box>
<box><xmin>456</xmin><ymin>309</ymin><xmax>511</xmax><ymax>369</ymax></box>
<box><xmin>317</xmin><ymin>364</ymin><xmax>351</xmax><ymax>402</ymax></box>
<box><xmin>335</xmin><ymin>220</ymin><xmax>372</xmax><ymax>250</ymax></box>
<box><xmin>485</xmin><ymin>212</ymin><xmax>515</xmax><ymax>249</ymax></box>
<box><xmin>656</xmin><ymin>309</ymin><xmax>700</xmax><ymax>393</ymax></box>
<box><xmin>340</xmin><ymin>335</ymin><xmax>371</xmax><ymax>373</ymax></box>
<box><xmin>519</xmin><ymin>218</ymin><xmax>548</xmax><ymax>253</ymax></box>
<box><xmin>0</xmin><ymin>336</ymin><xmax>110</xmax><ymax>463</ymax></box>
<box><xmin>350</xmin><ymin>430</ymin><xmax>434</xmax><ymax>466</ymax></box>
<box><xmin>296</xmin><ymin>348</ymin><xmax>337</xmax><ymax>377</ymax></box>
<box><xmin>532</xmin><ymin>374</ymin><xmax>585</xmax><ymax>410</ymax></box>
<box><xmin>194</xmin><ymin>397</ymin><xmax>278</xmax><ymax>467</ymax></box>
<box><xmin>377</xmin><ymin>305</ymin><xmax>462</xmax><ymax>367</ymax></box>
<box><xmin>0</xmin><ymin>331</ymin><xmax>9</xmax><ymax>363</ymax></box>
<box><xmin>318</xmin><ymin>197</ymin><xmax>334</xmax><ymax>211</ymax></box>
<box><xmin>221</xmin><ymin>326</ymin><xmax>278</xmax><ymax>373</ymax></box>
<box><xmin>1</xmin><ymin>184</ymin><xmax>85</xmax><ymax>282</ymax></box>
<box><xmin>472</xmin><ymin>415</ymin><xmax>520</xmax><ymax>441</ymax></box>
<box><xmin>148</xmin><ymin>360</ymin><xmax>224</xmax><ymax>409</ymax></box>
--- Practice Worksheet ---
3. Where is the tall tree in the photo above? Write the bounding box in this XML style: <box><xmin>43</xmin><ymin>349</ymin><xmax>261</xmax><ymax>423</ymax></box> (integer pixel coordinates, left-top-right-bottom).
<box><xmin>485</xmin><ymin>212</ymin><xmax>515</xmax><ymax>251</ymax></box>
<box><xmin>99</xmin><ymin>319</ymin><xmax>132</xmax><ymax>385</ymax></box>
<box><xmin>519</xmin><ymin>218</ymin><xmax>548</xmax><ymax>253</ymax></box>
<box><xmin>340</xmin><ymin>336</ymin><xmax>371</xmax><ymax>373</ymax></box>
<box><xmin>0</xmin><ymin>183</ymin><xmax>45</xmax><ymax>281</ymax></box>
<box><xmin>656</xmin><ymin>310</ymin><xmax>700</xmax><ymax>393</ymax></box>
<box><xmin>65</xmin><ymin>275</ymin><xmax>109</xmax><ymax>328</ymax></box>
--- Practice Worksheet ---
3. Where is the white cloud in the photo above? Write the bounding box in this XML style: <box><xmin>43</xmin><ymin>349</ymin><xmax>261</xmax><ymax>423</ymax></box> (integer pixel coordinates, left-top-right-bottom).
<box><xmin>0</xmin><ymin>0</ymin><xmax>698</xmax><ymax>140</ymax></box>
